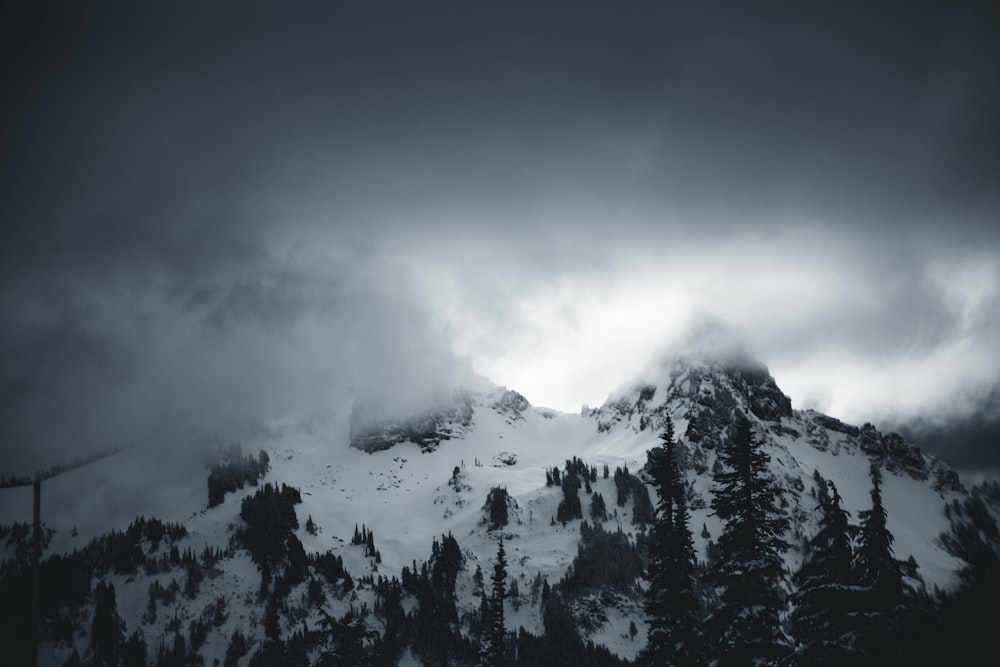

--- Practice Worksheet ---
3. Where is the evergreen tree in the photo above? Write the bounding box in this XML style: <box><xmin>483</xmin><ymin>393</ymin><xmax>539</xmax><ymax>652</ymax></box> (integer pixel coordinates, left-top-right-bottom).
<box><xmin>224</xmin><ymin>628</ymin><xmax>249</xmax><ymax>667</ymax></box>
<box><xmin>315</xmin><ymin>608</ymin><xmax>379</xmax><ymax>666</ymax></box>
<box><xmin>483</xmin><ymin>538</ymin><xmax>508</xmax><ymax>666</ymax></box>
<box><xmin>855</xmin><ymin>465</ymin><xmax>902</xmax><ymax>597</ymax></box>
<box><xmin>166</xmin><ymin>632</ymin><xmax>188</xmax><ymax>667</ymax></box>
<box><xmin>508</xmin><ymin>578</ymin><xmax>520</xmax><ymax>611</ymax></box>
<box><xmin>560</xmin><ymin>521</ymin><xmax>644</xmax><ymax>593</ymax></box>
<box><xmin>478</xmin><ymin>588</ymin><xmax>491</xmax><ymax>646</ymax></box>
<box><xmin>788</xmin><ymin>472</ymin><xmax>863</xmax><ymax>665</ymax></box>
<box><xmin>931</xmin><ymin>491</ymin><xmax>1000</xmax><ymax>665</ymax></box>
<box><xmin>639</xmin><ymin>417</ymin><xmax>708</xmax><ymax>666</ymax></box>
<box><xmin>486</xmin><ymin>487</ymin><xmax>510</xmax><ymax>529</ymax></box>
<box><xmin>590</xmin><ymin>492</ymin><xmax>608</xmax><ymax>522</ymax></box>
<box><xmin>854</xmin><ymin>464</ymin><xmax>913</xmax><ymax>662</ymax></box>
<box><xmin>89</xmin><ymin>580</ymin><xmax>124</xmax><ymax>666</ymax></box>
<box><xmin>557</xmin><ymin>469</ymin><xmax>583</xmax><ymax>523</ymax></box>
<box><xmin>614</xmin><ymin>466</ymin><xmax>632</xmax><ymax>507</ymax></box>
<box><xmin>708</xmin><ymin>414</ymin><xmax>790</xmax><ymax>665</ymax></box>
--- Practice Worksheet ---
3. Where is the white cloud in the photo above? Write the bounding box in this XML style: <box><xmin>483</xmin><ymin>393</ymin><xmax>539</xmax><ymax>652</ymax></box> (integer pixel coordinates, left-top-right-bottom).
<box><xmin>391</xmin><ymin>227</ymin><xmax>1000</xmax><ymax>433</ymax></box>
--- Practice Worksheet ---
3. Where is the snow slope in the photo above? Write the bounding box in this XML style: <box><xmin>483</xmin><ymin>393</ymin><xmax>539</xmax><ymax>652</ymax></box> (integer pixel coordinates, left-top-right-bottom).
<box><xmin>0</xmin><ymin>334</ymin><xmax>976</xmax><ymax>664</ymax></box>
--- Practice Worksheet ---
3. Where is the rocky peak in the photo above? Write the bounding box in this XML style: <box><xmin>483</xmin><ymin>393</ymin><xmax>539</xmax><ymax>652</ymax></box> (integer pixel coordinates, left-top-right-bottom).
<box><xmin>592</xmin><ymin>322</ymin><xmax>792</xmax><ymax>435</ymax></box>
<box><xmin>348</xmin><ymin>383</ymin><xmax>533</xmax><ymax>453</ymax></box>
<box><xmin>586</xmin><ymin>323</ymin><xmax>960</xmax><ymax>492</ymax></box>
<box><xmin>349</xmin><ymin>390</ymin><xmax>476</xmax><ymax>453</ymax></box>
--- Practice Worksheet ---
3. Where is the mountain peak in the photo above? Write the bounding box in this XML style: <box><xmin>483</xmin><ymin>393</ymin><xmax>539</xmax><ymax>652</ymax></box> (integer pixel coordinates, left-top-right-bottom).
<box><xmin>612</xmin><ymin>317</ymin><xmax>776</xmax><ymax>408</ymax></box>
<box><xmin>662</xmin><ymin>316</ymin><xmax>762</xmax><ymax>372</ymax></box>
<box><xmin>594</xmin><ymin>318</ymin><xmax>792</xmax><ymax>434</ymax></box>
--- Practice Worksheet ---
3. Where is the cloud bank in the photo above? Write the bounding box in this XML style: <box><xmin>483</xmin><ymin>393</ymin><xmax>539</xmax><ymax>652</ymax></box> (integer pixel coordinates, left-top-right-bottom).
<box><xmin>1</xmin><ymin>1</ymin><xmax>998</xmax><ymax>471</ymax></box>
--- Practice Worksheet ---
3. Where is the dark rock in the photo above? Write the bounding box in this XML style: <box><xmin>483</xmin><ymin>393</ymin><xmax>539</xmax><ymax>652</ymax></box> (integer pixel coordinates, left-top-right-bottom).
<box><xmin>729</xmin><ymin>366</ymin><xmax>793</xmax><ymax>422</ymax></box>
<box><xmin>770</xmin><ymin>424</ymin><xmax>801</xmax><ymax>439</ymax></box>
<box><xmin>883</xmin><ymin>432</ymin><xmax>928</xmax><ymax>479</ymax></box>
<box><xmin>491</xmin><ymin>389</ymin><xmax>530</xmax><ymax>422</ymax></box>
<box><xmin>349</xmin><ymin>392</ymin><xmax>474</xmax><ymax>453</ymax></box>
<box><xmin>813</xmin><ymin>414</ymin><xmax>860</xmax><ymax>437</ymax></box>
<box><xmin>932</xmin><ymin>463</ymin><xmax>963</xmax><ymax>494</ymax></box>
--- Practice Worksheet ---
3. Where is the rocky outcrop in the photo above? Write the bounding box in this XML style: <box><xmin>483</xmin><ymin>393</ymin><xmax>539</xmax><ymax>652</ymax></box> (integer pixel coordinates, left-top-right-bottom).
<box><xmin>490</xmin><ymin>389</ymin><xmax>531</xmax><ymax>423</ymax></box>
<box><xmin>591</xmin><ymin>336</ymin><xmax>961</xmax><ymax>491</ymax></box>
<box><xmin>728</xmin><ymin>365</ymin><xmax>793</xmax><ymax>422</ymax></box>
<box><xmin>349</xmin><ymin>391</ymin><xmax>475</xmax><ymax>453</ymax></box>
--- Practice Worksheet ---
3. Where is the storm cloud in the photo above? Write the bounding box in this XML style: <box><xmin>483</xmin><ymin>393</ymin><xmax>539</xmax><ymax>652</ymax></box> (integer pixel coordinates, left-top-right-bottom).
<box><xmin>2</xmin><ymin>1</ymin><xmax>999</xmax><ymax>472</ymax></box>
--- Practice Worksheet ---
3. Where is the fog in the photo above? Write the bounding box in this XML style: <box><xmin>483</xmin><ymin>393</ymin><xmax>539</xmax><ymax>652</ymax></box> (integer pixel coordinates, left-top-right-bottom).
<box><xmin>2</xmin><ymin>1</ymin><xmax>998</xmax><ymax>472</ymax></box>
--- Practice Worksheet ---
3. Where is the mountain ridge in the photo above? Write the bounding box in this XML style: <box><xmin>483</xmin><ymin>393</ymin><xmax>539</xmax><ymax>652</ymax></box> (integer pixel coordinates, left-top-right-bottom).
<box><xmin>0</xmin><ymin>334</ymin><xmax>988</xmax><ymax>665</ymax></box>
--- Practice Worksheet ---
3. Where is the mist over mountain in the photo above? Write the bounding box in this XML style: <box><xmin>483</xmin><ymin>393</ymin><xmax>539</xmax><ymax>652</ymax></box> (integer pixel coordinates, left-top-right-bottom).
<box><xmin>2</xmin><ymin>3</ymin><xmax>1000</xmax><ymax>662</ymax></box>
<box><xmin>892</xmin><ymin>400</ymin><xmax>1000</xmax><ymax>469</ymax></box>
<box><xmin>3</xmin><ymin>1</ymin><xmax>1000</xmax><ymax>475</ymax></box>
<box><xmin>3</xmin><ymin>329</ymin><xmax>998</xmax><ymax>665</ymax></box>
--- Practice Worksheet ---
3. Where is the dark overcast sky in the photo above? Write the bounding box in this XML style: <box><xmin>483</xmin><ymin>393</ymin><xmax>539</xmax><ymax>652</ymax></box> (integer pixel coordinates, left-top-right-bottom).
<box><xmin>2</xmin><ymin>1</ymin><xmax>999</xmax><ymax>474</ymax></box>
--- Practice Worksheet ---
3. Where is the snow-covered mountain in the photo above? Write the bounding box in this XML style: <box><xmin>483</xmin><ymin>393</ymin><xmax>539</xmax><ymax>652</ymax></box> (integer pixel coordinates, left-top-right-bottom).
<box><xmin>0</xmin><ymin>327</ymin><xmax>991</xmax><ymax>665</ymax></box>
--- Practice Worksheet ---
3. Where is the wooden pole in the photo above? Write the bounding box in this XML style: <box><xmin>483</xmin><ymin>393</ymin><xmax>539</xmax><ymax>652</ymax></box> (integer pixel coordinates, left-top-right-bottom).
<box><xmin>32</xmin><ymin>480</ymin><xmax>40</xmax><ymax>667</ymax></box>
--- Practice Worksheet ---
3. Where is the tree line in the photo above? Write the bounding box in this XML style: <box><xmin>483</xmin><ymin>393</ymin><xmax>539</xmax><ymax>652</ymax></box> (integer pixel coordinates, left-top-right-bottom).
<box><xmin>638</xmin><ymin>413</ymin><xmax>960</xmax><ymax>666</ymax></box>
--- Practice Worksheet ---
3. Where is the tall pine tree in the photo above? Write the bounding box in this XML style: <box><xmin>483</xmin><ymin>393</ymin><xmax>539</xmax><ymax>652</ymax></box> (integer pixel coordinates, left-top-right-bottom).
<box><xmin>788</xmin><ymin>472</ymin><xmax>864</xmax><ymax>665</ymax></box>
<box><xmin>89</xmin><ymin>580</ymin><xmax>124</xmax><ymax>666</ymax></box>
<box><xmin>482</xmin><ymin>538</ymin><xmax>508</xmax><ymax>666</ymax></box>
<box><xmin>853</xmin><ymin>464</ymin><xmax>913</xmax><ymax>663</ymax></box>
<box><xmin>708</xmin><ymin>413</ymin><xmax>790</xmax><ymax>666</ymax></box>
<box><xmin>639</xmin><ymin>417</ymin><xmax>708</xmax><ymax>666</ymax></box>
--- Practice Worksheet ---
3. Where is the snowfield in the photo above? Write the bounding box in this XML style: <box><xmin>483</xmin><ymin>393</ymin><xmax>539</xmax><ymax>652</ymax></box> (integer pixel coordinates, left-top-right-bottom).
<box><xmin>0</xmin><ymin>340</ymin><xmax>978</xmax><ymax>664</ymax></box>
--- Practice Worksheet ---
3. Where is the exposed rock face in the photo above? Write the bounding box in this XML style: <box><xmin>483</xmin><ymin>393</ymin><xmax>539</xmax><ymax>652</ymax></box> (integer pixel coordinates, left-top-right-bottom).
<box><xmin>349</xmin><ymin>391</ymin><xmax>475</xmax><ymax>453</ymax></box>
<box><xmin>728</xmin><ymin>365</ymin><xmax>793</xmax><ymax>422</ymax></box>
<box><xmin>813</xmin><ymin>414</ymin><xmax>860</xmax><ymax>437</ymax></box>
<box><xmin>491</xmin><ymin>389</ymin><xmax>530</xmax><ymax>423</ymax></box>
<box><xmin>6</xmin><ymin>327</ymin><xmax>979</xmax><ymax>667</ymax></box>
<box><xmin>931</xmin><ymin>460</ymin><xmax>963</xmax><ymax>493</ymax></box>
<box><xmin>348</xmin><ymin>386</ymin><xmax>532</xmax><ymax>453</ymax></box>
<box><xmin>593</xmin><ymin>344</ymin><xmax>789</xmax><ymax>438</ymax></box>
<box><xmin>588</xmin><ymin>336</ymin><xmax>962</xmax><ymax>492</ymax></box>
<box><xmin>345</xmin><ymin>324</ymin><xmax>964</xmax><ymax>497</ymax></box>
